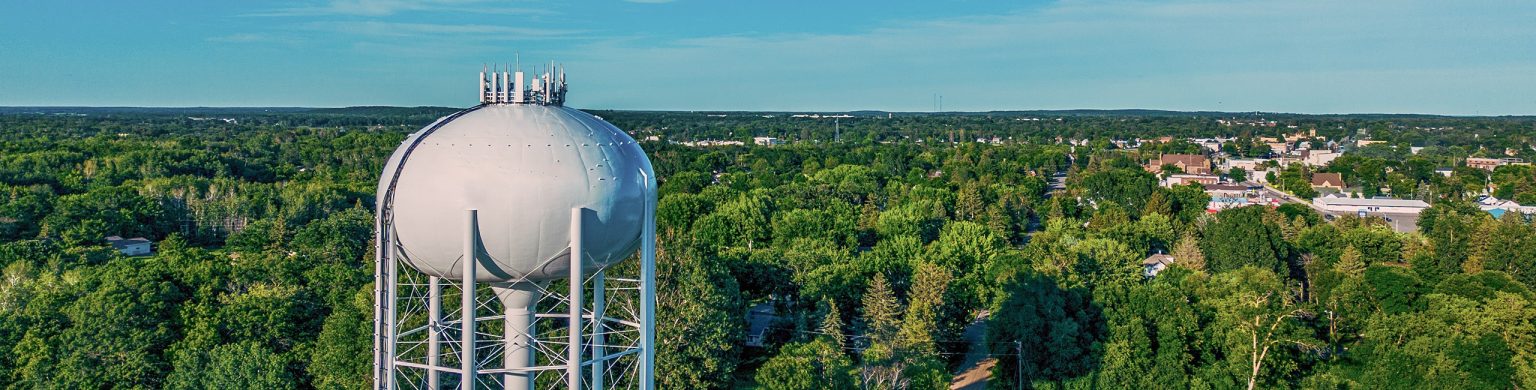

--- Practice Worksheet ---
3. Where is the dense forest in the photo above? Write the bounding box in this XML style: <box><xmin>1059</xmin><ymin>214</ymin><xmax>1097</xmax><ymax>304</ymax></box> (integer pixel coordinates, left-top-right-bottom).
<box><xmin>1</xmin><ymin>108</ymin><xmax>1536</xmax><ymax>389</ymax></box>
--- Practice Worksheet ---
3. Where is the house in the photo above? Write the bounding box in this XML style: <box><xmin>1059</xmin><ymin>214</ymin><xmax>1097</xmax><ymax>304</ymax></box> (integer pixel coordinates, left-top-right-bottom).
<box><xmin>1143</xmin><ymin>254</ymin><xmax>1176</xmax><ymax>277</ymax></box>
<box><xmin>1311</xmin><ymin>173</ymin><xmax>1345</xmax><ymax>190</ymax></box>
<box><xmin>1147</xmin><ymin>154</ymin><xmax>1212</xmax><ymax>174</ymax></box>
<box><xmin>1435</xmin><ymin>167</ymin><xmax>1455</xmax><ymax>177</ymax></box>
<box><xmin>744</xmin><ymin>303</ymin><xmax>777</xmax><ymax>347</ymax></box>
<box><xmin>105</xmin><ymin>236</ymin><xmax>153</xmax><ymax>256</ymax></box>
<box><xmin>752</xmin><ymin>136</ymin><xmax>783</xmax><ymax>146</ymax></box>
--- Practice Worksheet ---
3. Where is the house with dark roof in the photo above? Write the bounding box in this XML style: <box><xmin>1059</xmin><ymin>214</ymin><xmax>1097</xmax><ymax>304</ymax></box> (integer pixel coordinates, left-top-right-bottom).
<box><xmin>105</xmin><ymin>236</ymin><xmax>153</xmax><ymax>256</ymax></box>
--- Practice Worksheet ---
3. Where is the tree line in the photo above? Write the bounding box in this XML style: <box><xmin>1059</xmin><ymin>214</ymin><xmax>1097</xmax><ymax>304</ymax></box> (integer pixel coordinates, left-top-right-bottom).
<box><xmin>0</xmin><ymin>110</ymin><xmax>1533</xmax><ymax>389</ymax></box>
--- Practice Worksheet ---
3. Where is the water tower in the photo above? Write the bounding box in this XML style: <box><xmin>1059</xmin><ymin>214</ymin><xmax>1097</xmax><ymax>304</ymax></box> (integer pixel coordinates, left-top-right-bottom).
<box><xmin>373</xmin><ymin>63</ymin><xmax>657</xmax><ymax>390</ymax></box>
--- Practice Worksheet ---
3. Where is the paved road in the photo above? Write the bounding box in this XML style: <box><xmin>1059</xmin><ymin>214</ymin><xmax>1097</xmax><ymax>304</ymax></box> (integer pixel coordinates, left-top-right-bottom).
<box><xmin>950</xmin><ymin>317</ymin><xmax>994</xmax><ymax>390</ymax></box>
<box><xmin>1259</xmin><ymin>185</ymin><xmax>1332</xmax><ymax>216</ymax></box>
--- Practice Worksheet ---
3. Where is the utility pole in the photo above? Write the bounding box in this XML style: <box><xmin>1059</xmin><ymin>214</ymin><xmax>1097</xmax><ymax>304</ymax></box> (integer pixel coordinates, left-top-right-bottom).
<box><xmin>1016</xmin><ymin>339</ymin><xmax>1024</xmax><ymax>390</ymax></box>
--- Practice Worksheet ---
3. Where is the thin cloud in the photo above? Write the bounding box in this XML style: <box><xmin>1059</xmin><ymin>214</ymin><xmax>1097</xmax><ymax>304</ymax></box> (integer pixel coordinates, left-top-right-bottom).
<box><xmin>308</xmin><ymin>21</ymin><xmax>586</xmax><ymax>40</ymax></box>
<box><xmin>205</xmin><ymin>33</ymin><xmax>270</xmax><ymax>43</ymax></box>
<box><xmin>251</xmin><ymin>0</ymin><xmax>552</xmax><ymax>17</ymax></box>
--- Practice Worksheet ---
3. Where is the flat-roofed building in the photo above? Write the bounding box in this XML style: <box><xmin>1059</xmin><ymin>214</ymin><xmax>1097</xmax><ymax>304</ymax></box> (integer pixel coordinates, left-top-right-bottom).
<box><xmin>1313</xmin><ymin>197</ymin><xmax>1430</xmax><ymax>215</ymax></box>
<box><xmin>1303</xmin><ymin>150</ymin><xmax>1340</xmax><ymax>167</ymax></box>
<box><xmin>1165</xmin><ymin>174</ymin><xmax>1219</xmax><ymax>187</ymax></box>
<box><xmin>1204</xmin><ymin>183</ymin><xmax>1260</xmax><ymax>210</ymax></box>
<box><xmin>1467</xmin><ymin>157</ymin><xmax>1528</xmax><ymax>171</ymax></box>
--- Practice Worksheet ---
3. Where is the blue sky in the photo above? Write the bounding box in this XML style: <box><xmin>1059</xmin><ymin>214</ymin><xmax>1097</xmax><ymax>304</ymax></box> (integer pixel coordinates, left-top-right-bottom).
<box><xmin>2</xmin><ymin>0</ymin><xmax>1534</xmax><ymax>114</ymax></box>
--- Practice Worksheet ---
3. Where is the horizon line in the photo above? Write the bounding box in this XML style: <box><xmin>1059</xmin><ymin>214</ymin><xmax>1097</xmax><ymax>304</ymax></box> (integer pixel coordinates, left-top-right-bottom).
<box><xmin>2</xmin><ymin>105</ymin><xmax>1533</xmax><ymax>118</ymax></box>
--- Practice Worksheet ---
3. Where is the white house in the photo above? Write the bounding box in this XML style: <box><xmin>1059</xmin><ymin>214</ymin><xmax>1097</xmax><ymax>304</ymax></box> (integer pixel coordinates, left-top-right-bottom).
<box><xmin>105</xmin><ymin>236</ymin><xmax>153</xmax><ymax>256</ymax></box>
<box><xmin>1143</xmin><ymin>254</ymin><xmax>1176</xmax><ymax>277</ymax></box>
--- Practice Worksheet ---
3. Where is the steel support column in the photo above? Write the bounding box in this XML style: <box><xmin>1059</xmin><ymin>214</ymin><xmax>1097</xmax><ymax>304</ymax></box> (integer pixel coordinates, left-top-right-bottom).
<box><xmin>568</xmin><ymin>208</ymin><xmax>585</xmax><ymax>390</ymax></box>
<box><xmin>462</xmin><ymin>210</ymin><xmax>479</xmax><ymax>390</ymax></box>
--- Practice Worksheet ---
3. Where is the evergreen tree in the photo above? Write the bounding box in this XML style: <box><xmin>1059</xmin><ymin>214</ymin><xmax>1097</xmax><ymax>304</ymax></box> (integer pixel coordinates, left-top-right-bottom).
<box><xmin>1335</xmin><ymin>246</ymin><xmax>1366</xmax><ymax>278</ymax></box>
<box><xmin>897</xmin><ymin>262</ymin><xmax>953</xmax><ymax>389</ymax></box>
<box><xmin>1171</xmin><ymin>232</ymin><xmax>1207</xmax><ymax>271</ymax></box>
<box><xmin>1143</xmin><ymin>189</ymin><xmax>1174</xmax><ymax>217</ymax></box>
<box><xmin>858</xmin><ymin>273</ymin><xmax>903</xmax><ymax>389</ymax></box>
<box><xmin>819</xmin><ymin>299</ymin><xmax>846</xmax><ymax>350</ymax></box>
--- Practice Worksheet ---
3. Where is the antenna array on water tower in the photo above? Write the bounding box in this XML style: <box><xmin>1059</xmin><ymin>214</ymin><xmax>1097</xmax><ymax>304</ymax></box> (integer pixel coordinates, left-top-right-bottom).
<box><xmin>374</xmin><ymin>64</ymin><xmax>657</xmax><ymax>390</ymax></box>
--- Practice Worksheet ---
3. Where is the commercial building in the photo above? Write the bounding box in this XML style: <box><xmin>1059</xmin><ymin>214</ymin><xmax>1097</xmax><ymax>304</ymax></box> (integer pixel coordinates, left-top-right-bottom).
<box><xmin>1302</xmin><ymin>150</ymin><xmax>1340</xmax><ymax>167</ymax></box>
<box><xmin>1205</xmin><ymin>183</ymin><xmax>1261</xmax><ymax>211</ymax></box>
<box><xmin>1312</xmin><ymin>197</ymin><xmax>1430</xmax><ymax>215</ymax></box>
<box><xmin>1467</xmin><ymin>157</ymin><xmax>1529</xmax><ymax>171</ymax></box>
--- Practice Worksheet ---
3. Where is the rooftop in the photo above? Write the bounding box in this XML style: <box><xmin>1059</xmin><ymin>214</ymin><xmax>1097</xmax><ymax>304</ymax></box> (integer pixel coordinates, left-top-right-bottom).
<box><xmin>1142</xmin><ymin>253</ymin><xmax>1175</xmax><ymax>266</ymax></box>
<box><xmin>1313</xmin><ymin>197</ymin><xmax>1430</xmax><ymax>208</ymax></box>
<box><xmin>105</xmin><ymin>236</ymin><xmax>152</xmax><ymax>250</ymax></box>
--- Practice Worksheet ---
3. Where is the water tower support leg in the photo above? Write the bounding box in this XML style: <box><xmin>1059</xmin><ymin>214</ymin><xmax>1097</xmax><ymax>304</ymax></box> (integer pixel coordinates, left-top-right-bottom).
<box><xmin>590</xmin><ymin>270</ymin><xmax>605</xmax><ymax>389</ymax></box>
<box><xmin>374</xmin><ymin>221</ymin><xmax>392</xmax><ymax>390</ymax></box>
<box><xmin>639</xmin><ymin>192</ymin><xmax>657</xmax><ymax>390</ymax></box>
<box><xmin>569</xmin><ymin>208</ymin><xmax>585</xmax><ymax>390</ymax></box>
<box><xmin>428</xmin><ymin>276</ymin><xmax>442</xmax><ymax>389</ymax></box>
<box><xmin>462</xmin><ymin>209</ymin><xmax>479</xmax><ymax>390</ymax></box>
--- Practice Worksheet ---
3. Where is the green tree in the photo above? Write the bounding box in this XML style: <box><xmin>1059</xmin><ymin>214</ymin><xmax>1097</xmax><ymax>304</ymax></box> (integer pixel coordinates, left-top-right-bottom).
<box><xmin>1204</xmin><ymin>267</ymin><xmax>1317</xmax><ymax>390</ymax></box>
<box><xmin>1336</xmin><ymin>246</ymin><xmax>1366</xmax><ymax>278</ymax></box>
<box><xmin>987</xmin><ymin>271</ymin><xmax>1103</xmax><ymax>388</ymax></box>
<box><xmin>1202</xmin><ymin>206</ymin><xmax>1291</xmax><ymax>276</ymax></box>
<box><xmin>1142</xmin><ymin>189</ymin><xmax>1174</xmax><ymax>217</ymax></box>
<box><xmin>164</xmin><ymin>342</ymin><xmax>295</xmax><ymax>390</ymax></box>
<box><xmin>1417</xmin><ymin>201</ymin><xmax>1489</xmax><ymax>280</ymax></box>
<box><xmin>308</xmin><ymin>286</ymin><xmax>373</xmax><ymax>390</ymax></box>
<box><xmin>656</xmin><ymin>244</ymin><xmax>744</xmax><ymax>389</ymax></box>
<box><xmin>1228</xmin><ymin>167</ymin><xmax>1248</xmax><ymax>182</ymax></box>
<box><xmin>1171</xmin><ymin>232</ymin><xmax>1207</xmax><ymax>271</ymax></box>
<box><xmin>756</xmin><ymin>339</ymin><xmax>857</xmax><ymax>390</ymax></box>
<box><xmin>1075</xmin><ymin>168</ymin><xmax>1158</xmax><ymax>216</ymax></box>
<box><xmin>858</xmin><ymin>273</ymin><xmax>903</xmax><ymax>388</ymax></box>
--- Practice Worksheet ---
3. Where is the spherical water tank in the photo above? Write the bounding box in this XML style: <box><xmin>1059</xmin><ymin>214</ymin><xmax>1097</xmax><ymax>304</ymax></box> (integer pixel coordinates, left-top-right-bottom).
<box><xmin>377</xmin><ymin>104</ymin><xmax>654</xmax><ymax>283</ymax></box>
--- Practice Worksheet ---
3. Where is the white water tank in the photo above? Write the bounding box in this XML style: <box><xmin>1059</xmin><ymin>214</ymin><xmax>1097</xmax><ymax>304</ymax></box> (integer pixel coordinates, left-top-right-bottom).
<box><xmin>377</xmin><ymin>104</ymin><xmax>654</xmax><ymax>283</ymax></box>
